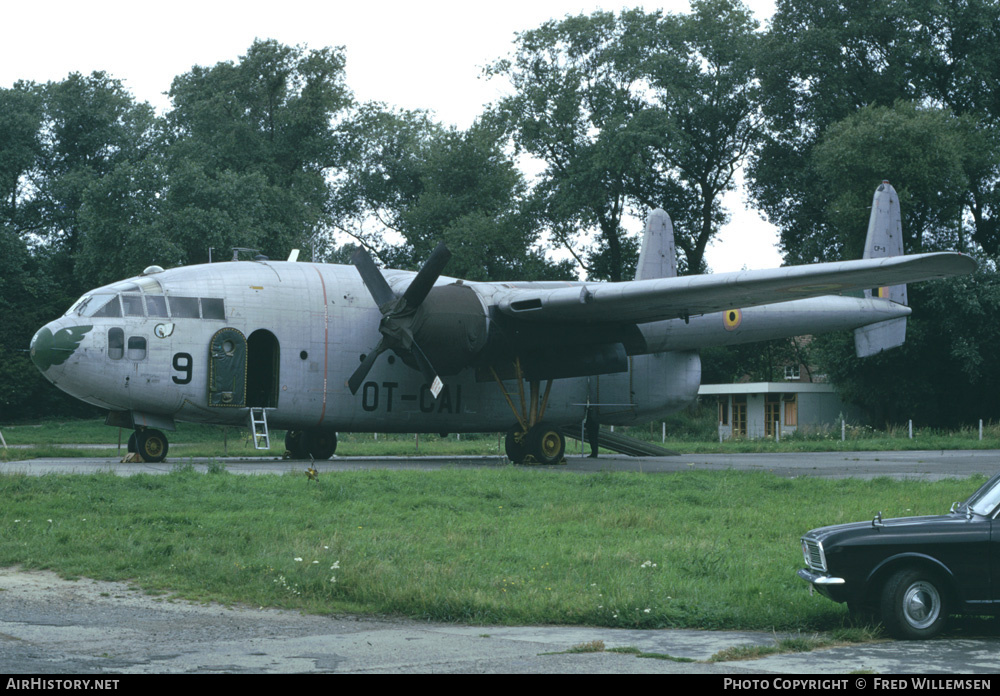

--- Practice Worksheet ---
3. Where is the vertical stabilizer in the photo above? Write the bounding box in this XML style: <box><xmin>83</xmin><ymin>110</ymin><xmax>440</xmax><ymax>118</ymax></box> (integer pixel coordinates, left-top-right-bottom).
<box><xmin>854</xmin><ymin>181</ymin><xmax>907</xmax><ymax>357</ymax></box>
<box><xmin>636</xmin><ymin>208</ymin><xmax>677</xmax><ymax>280</ymax></box>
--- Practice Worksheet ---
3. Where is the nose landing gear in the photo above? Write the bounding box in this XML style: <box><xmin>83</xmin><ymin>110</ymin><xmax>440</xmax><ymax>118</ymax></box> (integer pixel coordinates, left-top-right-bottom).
<box><xmin>126</xmin><ymin>428</ymin><xmax>169</xmax><ymax>463</ymax></box>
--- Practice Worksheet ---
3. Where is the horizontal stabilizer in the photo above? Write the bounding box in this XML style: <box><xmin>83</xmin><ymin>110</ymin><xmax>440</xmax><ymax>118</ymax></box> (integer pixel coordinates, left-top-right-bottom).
<box><xmin>855</xmin><ymin>317</ymin><xmax>906</xmax><ymax>357</ymax></box>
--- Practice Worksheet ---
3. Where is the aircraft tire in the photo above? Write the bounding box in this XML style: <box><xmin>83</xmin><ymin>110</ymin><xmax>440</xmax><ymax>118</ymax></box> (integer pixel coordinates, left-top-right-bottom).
<box><xmin>127</xmin><ymin>432</ymin><xmax>137</xmax><ymax>453</ymax></box>
<box><xmin>135</xmin><ymin>429</ymin><xmax>168</xmax><ymax>463</ymax></box>
<box><xmin>284</xmin><ymin>430</ymin><xmax>310</xmax><ymax>459</ymax></box>
<box><xmin>304</xmin><ymin>430</ymin><xmax>337</xmax><ymax>460</ymax></box>
<box><xmin>504</xmin><ymin>427</ymin><xmax>528</xmax><ymax>464</ymax></box>
<box><xmin>526</xmin><ymin>422</ymin><xmax>565</xmax><ymax>465</ymax></box>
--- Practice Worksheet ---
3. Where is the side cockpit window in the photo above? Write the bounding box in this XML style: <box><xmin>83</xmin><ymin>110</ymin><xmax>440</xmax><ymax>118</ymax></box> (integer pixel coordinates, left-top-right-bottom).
<box><xmin>122</xmin><ymin>294</ymin><xmax>145</xmax><ymax>317</ymax></box>
<box><xmin>108</xmin><ymin>328</ymin><xmax>124</xmax><ymax>360</ymax></box>
<box><xmin>146</xmin><ymin>295</ymin><xmax>168</xmax><ymax>317</ymax></box>
<box><xmin>201</xmin><ymin>298</ymin><xmax>226</xmax><ymax>320</ymax></box>
<box><xmin>168</xmin><ymin>296</ymin><xmax>200</xmax><ymax>318</ymax></box>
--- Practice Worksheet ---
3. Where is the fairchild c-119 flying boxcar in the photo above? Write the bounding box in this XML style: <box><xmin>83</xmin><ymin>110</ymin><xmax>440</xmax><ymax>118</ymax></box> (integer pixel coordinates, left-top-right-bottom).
<box><xmin>30</xmin><ymin>182</ymin><xmax>975</xmax><ymax>463</ymax></box>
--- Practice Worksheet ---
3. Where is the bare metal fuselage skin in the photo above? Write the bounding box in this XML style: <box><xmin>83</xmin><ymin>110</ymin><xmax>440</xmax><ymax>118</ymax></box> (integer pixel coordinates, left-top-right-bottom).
<box><xmin>31</xmin><ymin>258</ymin><xmax>906</xmax><ymax>434</ymax></box>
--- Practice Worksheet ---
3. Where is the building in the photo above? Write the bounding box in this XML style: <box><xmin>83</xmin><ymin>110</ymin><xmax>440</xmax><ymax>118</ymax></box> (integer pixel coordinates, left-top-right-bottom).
<box><xmin>699</xmin><ymin>382</ymin><xmax>864</xmax><ymax>440</ymax></box>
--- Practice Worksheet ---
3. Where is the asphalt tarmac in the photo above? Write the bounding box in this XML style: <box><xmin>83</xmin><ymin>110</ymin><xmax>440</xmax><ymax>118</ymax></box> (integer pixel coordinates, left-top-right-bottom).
<box><xmin>2</xmin><ymin>450</ymin><xmax>998</xmax><ymax>675</ymax></box>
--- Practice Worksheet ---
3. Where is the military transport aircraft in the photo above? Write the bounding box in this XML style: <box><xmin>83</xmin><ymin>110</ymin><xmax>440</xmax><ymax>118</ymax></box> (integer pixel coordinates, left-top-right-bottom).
<box><xmin>30</xmin><ymin>182</ymin><xmax>975</xmax><ymax>464</ymax></box>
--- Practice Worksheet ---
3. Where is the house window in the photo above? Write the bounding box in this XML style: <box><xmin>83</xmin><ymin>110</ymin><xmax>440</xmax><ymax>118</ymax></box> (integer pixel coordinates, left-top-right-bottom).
<box><xmin>784</xmin><ymin>394</ymin><xmax>798</xmax><ymax>427</ymax></box>
<box><xmin>784</xmin><ymin>364</ymin><xmax>801</xmax><ymax>381</ymax></box>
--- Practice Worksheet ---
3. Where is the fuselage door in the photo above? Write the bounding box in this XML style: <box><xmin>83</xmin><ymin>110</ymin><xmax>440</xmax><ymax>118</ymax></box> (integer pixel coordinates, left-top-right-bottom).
<box><xmin>208</xmin><ymin>327</ymin><xmax>247</xmax><ymax>407</ymax></box>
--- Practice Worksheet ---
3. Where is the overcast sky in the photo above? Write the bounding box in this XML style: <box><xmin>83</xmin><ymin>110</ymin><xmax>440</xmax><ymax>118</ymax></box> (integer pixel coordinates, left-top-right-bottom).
<box><xmin>1</xmin><ymin>0</ymin><xmax>782</xmax><ymax>273</ymax></box>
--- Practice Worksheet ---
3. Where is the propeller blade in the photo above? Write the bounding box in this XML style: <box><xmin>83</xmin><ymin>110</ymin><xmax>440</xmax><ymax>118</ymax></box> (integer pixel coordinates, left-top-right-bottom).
<box><xmin>400</xmin><ymin>242</ymin><xmax>451</xmax><ymax>311</ymax></box>
<box><xmin>408</xmin><ymin>340</ymin><xmax>444</xmax><ymax>398</ymax></box>
<box><xmin>347</xmin><ymin>342</ymin><xmax>386</xmax><ymax>395</ymax></box>
<box><xmin>351</xmin><ymin>248</ymin><xmax>396</xmax><ymax>310</ymax></box>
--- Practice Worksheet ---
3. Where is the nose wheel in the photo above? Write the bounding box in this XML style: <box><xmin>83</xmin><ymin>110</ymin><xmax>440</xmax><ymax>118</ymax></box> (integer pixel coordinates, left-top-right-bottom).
<box><xmin>127</xmin><ymin>428</ymin><xmax>169</xmax><ymax>463</ymax></box>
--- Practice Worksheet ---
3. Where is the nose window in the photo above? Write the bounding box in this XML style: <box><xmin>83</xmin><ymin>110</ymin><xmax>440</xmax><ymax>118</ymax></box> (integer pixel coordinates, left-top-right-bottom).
<box><xmin>108</xmin><ymin>328</ymin><xmax>124</xmax><ymax>360</ymax></box>
<box><xmin>127</xmin><ymin>336</ymin><xmax>147</xmax><ymax>360</ymax></box>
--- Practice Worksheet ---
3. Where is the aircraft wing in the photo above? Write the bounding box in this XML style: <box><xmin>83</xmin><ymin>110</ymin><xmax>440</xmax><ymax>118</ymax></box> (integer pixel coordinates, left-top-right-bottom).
<box><xmin>495</xmin><ymin>252</ymin><xmax>975</xmax><ymax>324</ymax></box>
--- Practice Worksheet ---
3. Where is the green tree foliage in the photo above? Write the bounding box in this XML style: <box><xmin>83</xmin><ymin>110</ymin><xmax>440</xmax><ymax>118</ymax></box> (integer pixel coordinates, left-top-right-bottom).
<box><xmin>813</xmin><ymin>270</ymin><xmax>1000</xmax><ymax>427</ymax></box>
<box><xmin>162</xmin><ymin>39</ymin><xmax>353</xmax><ymax>264</ymax></box>
<box><xmin>751</xmin><ymin>0</ymin><xmax>1000</xmax><ymax>261</ymax></box>
<box><xmin>334</xmin><ymin>104</ymin><xmax>573</xmax><ymax>280</ymax></box>
<box><xmin>810</xmin><ymin>102</ymin><xmax>976</xmax><ymax>259</ymax></box>
<box><xmin>487</xmin><ymin>2</ymin><xmax>761</xmax><ymax>280</ymax></box>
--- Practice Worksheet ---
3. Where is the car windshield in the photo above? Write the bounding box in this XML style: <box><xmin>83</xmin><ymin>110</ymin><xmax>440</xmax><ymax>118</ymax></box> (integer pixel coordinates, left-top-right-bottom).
<box><xmin>962</xmin><ymin>474</ymin><xmax>1000</xmax><ymax>517</ymax></box>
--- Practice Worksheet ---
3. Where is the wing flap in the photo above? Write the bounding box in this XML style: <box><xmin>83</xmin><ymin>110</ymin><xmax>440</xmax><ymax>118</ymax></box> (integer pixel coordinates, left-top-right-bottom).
<box><xmin>496</xmin><ymin>252</ymin><xmax>975</xmax><ymax>325</ymax></box>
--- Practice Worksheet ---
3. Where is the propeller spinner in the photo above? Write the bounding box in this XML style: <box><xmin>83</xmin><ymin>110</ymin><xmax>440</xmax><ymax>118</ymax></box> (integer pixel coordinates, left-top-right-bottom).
<box><xmin>348</xmin><ymin>243</ymin><xmax>452</xmax><ymax>398</ymax></box>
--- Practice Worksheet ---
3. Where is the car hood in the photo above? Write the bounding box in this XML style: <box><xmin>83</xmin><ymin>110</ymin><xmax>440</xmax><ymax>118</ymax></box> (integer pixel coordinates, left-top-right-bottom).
<box><xmin>804</xmin><ymin>514</ymin><xmax>964</xmax><ymax>544</ymax></box>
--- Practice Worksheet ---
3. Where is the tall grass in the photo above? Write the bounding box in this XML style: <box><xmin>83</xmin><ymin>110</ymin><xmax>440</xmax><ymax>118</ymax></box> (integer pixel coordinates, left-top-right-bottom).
<box><xmin>0</xmin><ymin>468</ymin><xmax>984</xmax><ymax>630</ymax></box>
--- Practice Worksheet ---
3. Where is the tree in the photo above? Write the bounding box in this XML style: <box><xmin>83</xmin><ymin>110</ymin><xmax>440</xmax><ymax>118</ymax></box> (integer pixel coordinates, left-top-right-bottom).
<box><xmin>486</xmin><ymin>2</ymin><xmax>762</xmax><ymax>280</ymax></box>
<box><xmin>810</xmin><ymin>102</ymin><xmax>976</xmax><ymax>259</ymax></box>
<box><xmin>814</xmin><ymin>269</ymin><xmax>1000</xmax><ymax>427</ymax></box>
<box><xmin>162</xmin><ymin>39</ymin><xmax>353</xmax><ymax>263</ymax></box>
<box><xmin>334</xmin><ymin>104</ymin><xmax>573</xmax><ymax>280</ymax></box>
<box><xmin>750</xmin><ymin>0</ymin><xmax>1000</xmax><ymax>261</ymax></box>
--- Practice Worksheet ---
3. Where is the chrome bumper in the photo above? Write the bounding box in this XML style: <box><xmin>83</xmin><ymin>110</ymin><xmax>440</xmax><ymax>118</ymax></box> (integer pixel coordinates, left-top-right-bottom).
<box><xmin>797</xmin><ymin>568</ymin><xmax>845</xmax><ymax>585</ymax></box>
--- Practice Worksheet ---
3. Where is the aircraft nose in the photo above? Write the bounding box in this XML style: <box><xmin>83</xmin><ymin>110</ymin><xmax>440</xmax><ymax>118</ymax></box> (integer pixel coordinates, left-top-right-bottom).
<box><xmin>29</xmin><ymin>320</ymin><xmax>94</xmax><ymax>375</ymax></box>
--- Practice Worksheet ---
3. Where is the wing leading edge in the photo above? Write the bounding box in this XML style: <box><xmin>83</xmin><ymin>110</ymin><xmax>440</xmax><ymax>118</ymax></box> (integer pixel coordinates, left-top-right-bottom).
<box><xmin>495</xmin><ymin>252</ymin><xmax>976</xmax><ymax>325</ymax></box>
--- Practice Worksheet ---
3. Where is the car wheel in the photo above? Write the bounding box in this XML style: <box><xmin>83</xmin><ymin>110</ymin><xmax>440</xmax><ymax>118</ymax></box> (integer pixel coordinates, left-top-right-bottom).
<box><xmin>880</xmin><ymin>568</ymin><xmax>948</xmax><ymax>639</ymax></box>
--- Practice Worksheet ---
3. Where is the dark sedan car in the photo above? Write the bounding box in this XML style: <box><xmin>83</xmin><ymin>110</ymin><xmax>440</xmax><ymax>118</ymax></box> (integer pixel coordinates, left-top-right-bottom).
<box><xmin>798</xmin><ymin>473</ymin><xmax>1000</xmax><ymax>639</ymax></box>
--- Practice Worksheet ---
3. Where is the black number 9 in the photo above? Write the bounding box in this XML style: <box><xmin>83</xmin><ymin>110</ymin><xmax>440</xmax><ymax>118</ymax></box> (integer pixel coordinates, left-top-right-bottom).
<box><xmin>172</xmin><ymin>352</ymin><xmax>193</xmax><ymax>384</ymax></box>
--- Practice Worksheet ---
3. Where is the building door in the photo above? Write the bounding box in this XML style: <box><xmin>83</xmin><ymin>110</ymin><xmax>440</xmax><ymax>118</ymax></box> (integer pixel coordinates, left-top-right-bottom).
<box><xmin>765</xmin><ymin>394</ymin><xmax>781</xmax><ymax>438</ymax></box>
<box><xmin>732</xmin><ymin>396</ymin><xmax>747</xmax><ymax>437</ymax></box>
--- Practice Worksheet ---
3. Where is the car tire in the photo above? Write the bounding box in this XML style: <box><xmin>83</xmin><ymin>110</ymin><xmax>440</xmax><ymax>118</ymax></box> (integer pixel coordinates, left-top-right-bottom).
<box><xmin>880</xmin><ymin>568</ymin><xmax>948</xmax><ymax>639</ymax></box>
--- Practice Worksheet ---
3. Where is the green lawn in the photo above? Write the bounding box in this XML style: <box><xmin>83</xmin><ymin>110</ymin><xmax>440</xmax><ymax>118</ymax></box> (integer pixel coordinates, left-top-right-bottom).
<box><xmin>0</xmin><ymin>467</ymin><xmax>985</xmax><ymax>631</ymax></box>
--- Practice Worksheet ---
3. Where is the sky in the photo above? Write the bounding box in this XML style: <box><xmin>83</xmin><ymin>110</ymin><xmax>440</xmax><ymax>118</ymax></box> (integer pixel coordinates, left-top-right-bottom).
<box><xmin>1</xmin><ymin>0</ymin><xmax>782</xmax><ymax>273</ymax></box>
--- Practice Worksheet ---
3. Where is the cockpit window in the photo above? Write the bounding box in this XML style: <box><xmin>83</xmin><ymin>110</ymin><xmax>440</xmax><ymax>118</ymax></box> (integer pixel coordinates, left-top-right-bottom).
<box><xmin>145</xmin><ymin>295</ymin><xmax>168</xmax><ymax>317</ymax></box>
<box><xmin>201</xmin><ymin>298</ymin><xmax>226</xmax><ymax>320</ymax></box>
<box><xmin>122</xmin><ymin>294</ymin><xmax>145</xmax><ymax>317</ymax></box>
<box><xmin>169</xmin><ymin>296</ymin><xmax>200</xmax><ymax>318</ymax></box>
<box><xmin>91</xmin><ymin>296</ymin><xmax>122</xmax><ymax>318</ymax></box>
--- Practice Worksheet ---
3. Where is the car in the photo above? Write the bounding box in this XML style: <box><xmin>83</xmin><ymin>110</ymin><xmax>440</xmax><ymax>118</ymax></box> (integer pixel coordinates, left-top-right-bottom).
<box><xmin>798</xmin><ymin>473</ymin><xmax>1000</xmax><ymax>639</ymax></box>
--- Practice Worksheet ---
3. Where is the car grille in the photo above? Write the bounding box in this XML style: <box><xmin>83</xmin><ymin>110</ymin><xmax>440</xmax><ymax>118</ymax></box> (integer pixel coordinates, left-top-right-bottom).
<box><xmin>803</xmin><ymin>538</ymin><xmax>827</xmax><ymax>572</ymax></box>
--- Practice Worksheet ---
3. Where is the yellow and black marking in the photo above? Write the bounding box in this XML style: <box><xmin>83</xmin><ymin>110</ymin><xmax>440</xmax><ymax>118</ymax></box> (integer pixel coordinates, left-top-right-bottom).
<box><xmin>723</xmin><ymin>308</ymin><xmax>742</xmax><ymax>331</ymax></box>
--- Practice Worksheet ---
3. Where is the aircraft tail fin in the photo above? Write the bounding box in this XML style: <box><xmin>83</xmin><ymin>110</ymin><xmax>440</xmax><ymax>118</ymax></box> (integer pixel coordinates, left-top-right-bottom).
<box><xmin>854</xmin><ymin>181</ymin><xmax>907</xmax><ymax>357</ymax></box>
<box><xmin>635</xmin><ymin>208</ymin><xmax>677</xmax><ymax>280</ymax></box>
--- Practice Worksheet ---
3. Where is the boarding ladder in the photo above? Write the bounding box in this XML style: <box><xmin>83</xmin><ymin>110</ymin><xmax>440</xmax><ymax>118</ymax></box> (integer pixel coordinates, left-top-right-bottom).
<box><xmin>249</xmin><ymin>407</ymin><xmax>270</xmax><ymax>450</ymax></box>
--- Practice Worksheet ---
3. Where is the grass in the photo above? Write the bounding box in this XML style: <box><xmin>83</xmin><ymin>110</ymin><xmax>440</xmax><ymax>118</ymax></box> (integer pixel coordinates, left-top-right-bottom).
<box><xmin>0</xmin><ymin>467</ymin><xmax>987</xmax><ymax>632</ymax></box>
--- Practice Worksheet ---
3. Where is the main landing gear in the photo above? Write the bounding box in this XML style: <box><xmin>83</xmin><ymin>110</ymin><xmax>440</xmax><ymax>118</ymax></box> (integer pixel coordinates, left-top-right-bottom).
<box><xmin>493</xmin><ymin>359</ymin><xmax>566</xmax><ymax>466</ymax></box>
<box><xmin>284</xmin><ymin>429</ymin><xmax>338</xmax><ymax>460</ymax></box>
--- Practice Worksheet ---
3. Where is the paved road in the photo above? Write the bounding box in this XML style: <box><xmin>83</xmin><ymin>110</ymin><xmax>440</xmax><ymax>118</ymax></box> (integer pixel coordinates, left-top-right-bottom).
<box><xmin>3</xmin><ymin>449</ymin><xmax>999</xmax><ymax>480</ymax></box>
<box><xmin>2</xmin><ymin>450</ymin><xmax>999</xmax><ymax>674</ymax></box>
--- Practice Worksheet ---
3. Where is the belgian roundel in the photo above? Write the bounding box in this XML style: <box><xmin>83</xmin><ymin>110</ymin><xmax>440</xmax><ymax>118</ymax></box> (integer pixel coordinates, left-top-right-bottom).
<box><xmin>724</xmin><ymin>308</ymin><xmax>742</xmax><ymax>331</ymax></box>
